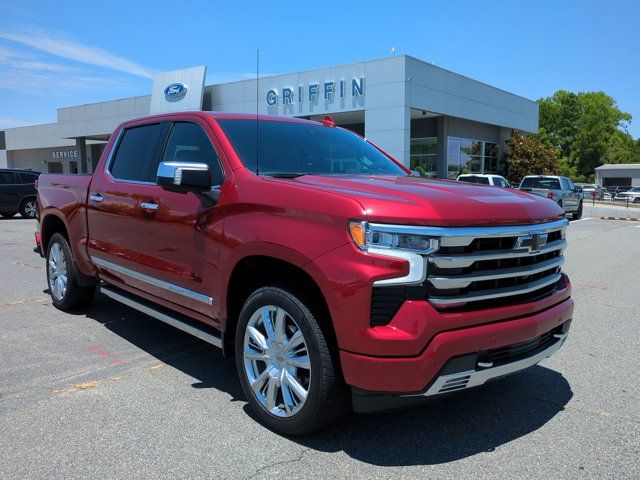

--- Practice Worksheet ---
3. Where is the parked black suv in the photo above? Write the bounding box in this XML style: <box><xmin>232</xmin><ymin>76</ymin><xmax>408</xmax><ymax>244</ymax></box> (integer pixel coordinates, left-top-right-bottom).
<box><xmin>0</xmin><ymin>169</ymin><xmax>40</xmax><ymax>219</ymax></box>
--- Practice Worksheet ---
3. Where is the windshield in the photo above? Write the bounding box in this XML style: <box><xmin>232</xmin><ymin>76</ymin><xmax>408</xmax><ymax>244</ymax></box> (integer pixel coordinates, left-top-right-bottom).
<box><xmin>520</xmin><ymin>177</ymin><xmax>561</xmax><ymax>189</ymax></box>
<box><xmin>217</xmin><ymin>119</ymin><xmax>407</xmax><ymax>176</ymax></box>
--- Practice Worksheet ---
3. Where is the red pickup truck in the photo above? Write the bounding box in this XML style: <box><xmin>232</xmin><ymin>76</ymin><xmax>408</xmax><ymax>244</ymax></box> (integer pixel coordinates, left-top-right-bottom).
<box><xmin>35</xmin><ymin>112</ymin><xmax>573</xmax><ymax>435</ymax></box>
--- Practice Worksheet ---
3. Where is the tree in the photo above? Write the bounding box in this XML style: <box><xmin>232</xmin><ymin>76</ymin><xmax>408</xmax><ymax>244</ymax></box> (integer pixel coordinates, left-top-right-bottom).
<box><xmin>602</xmin><ymin>130</ymin><xmax>639</xmax><ymax>165</ymax></box>
<box><xmin>504</xmin><ymin>130</ymin><xmax>560</xmax><ymax>184</ymax></box>
<box><xmin>537</xmin><ymin>90</ymin><xmax>634</xmax><ymax>178</ymax></box>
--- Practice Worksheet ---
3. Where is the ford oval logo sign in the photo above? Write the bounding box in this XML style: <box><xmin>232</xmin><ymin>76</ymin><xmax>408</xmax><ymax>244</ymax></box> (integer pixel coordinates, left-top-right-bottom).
<box><xmin>164</xmin><ymin>82</ymin><xmax>188</xmax><ymax>100</ymax></box>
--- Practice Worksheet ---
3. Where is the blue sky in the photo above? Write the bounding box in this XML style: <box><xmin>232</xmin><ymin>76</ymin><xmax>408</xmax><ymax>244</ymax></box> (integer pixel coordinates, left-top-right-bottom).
<box><xmin>1</xmin><ymin>0</ymin><xmax>639</xmax><ymax>136</ymax></box>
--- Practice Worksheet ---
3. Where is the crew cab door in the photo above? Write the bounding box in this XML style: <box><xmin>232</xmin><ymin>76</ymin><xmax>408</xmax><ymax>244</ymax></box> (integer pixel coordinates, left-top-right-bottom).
<box><xmin>87</xmin><ymin>121</ymin><xmax>166</xmax><ymax>292</ymax></box>
<box><xmin>133</xmin><ymin>119</ymin><xmax>227</xmax><ymax>325</ymax></box>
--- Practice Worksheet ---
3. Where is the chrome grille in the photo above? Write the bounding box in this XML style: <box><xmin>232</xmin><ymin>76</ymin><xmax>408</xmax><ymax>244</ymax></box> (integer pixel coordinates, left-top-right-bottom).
<box><xmin>367</xmin><ymin>218</ymin><xmax>569</xmax><ymax>326</ymax></box>
<box><xmin>426</xmin><ymin>219</ymin><xmax>568</xmax><ymax>310</ymax></box>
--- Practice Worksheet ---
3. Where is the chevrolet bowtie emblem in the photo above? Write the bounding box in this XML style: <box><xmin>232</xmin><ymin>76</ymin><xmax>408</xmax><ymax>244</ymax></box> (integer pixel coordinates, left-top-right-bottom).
<box><xmin>514</xmin><ymin>233</ymin><xmax>548</xmax><ymax>253</ymax></box>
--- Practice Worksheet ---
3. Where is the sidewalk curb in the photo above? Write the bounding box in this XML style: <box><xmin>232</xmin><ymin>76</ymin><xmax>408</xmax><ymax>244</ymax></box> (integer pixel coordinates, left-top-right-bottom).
<box><xmin>600</xmin><ymin>216</ymin><xmax>640</xmax><ymax>221</ymax></box>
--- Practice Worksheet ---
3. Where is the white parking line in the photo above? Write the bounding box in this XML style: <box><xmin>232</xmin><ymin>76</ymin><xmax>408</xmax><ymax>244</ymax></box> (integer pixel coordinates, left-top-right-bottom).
<box><xmin>571</xmin><ymin>217</ymin><xmax>593</xmax><ymax>222</ymax></box>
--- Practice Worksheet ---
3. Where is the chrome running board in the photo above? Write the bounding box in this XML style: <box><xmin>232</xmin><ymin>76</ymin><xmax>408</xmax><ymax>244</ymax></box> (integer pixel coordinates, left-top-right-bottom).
<box><xmin>100</xmin><ymin>284</ymin><xmax>222</xmax><ymax>348</ymax></box>
<box><xmin>415</xmin><ymin>333</ymin><xmax>568</xmax><ymax>397</ymax></box>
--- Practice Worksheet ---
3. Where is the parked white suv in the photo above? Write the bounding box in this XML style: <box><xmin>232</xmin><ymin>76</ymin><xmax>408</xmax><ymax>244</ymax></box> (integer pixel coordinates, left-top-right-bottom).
<box><xmin>615</xmin><ymin>186</ymin><xmax>640</xmax><ymax>203</ymax></box>
<box><xmin>457</xmin><ymin>174</ymin><xmax>512</xmax><ymax>188</ymax></box>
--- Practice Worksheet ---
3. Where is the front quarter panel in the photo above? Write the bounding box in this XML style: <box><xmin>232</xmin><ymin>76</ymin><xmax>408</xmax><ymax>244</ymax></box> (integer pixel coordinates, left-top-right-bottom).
<box><xmin>217</xmin><ymin>170</ymin><xmax>366</xmax><ymax>319</ymax></box>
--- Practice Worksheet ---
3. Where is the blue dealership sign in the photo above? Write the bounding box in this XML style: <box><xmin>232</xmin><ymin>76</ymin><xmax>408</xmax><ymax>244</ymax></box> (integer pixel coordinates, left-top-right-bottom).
<box><xmin>164</xmin><ymin>83</ymin><xmax>188</xmax><ymax>100</ymax></box>
<box><xmin>266</xmin><ymin>77</ymin><xmax>365</xmax><ymax>107</ymax></box>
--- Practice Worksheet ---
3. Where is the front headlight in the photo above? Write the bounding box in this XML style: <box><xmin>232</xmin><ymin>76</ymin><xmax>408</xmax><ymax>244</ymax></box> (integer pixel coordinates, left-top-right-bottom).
<box><xmin>348</xmin><ymin>221</ymin><xmax>440</xmax><ymax>286</ymax></box>
<box><xmin>349</xmin><ymin>221</ymin><xmax>439</xmax><ymax>254</ymax></box>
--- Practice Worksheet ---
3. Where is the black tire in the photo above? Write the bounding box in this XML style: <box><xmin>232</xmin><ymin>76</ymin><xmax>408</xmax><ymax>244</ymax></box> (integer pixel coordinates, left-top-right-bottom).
<box><xmin>19</xmin><ymin>197</ymin><xmax>37</xmax><ymax>219</ymax></box>
<box><xmin>634</xmin><ymin>197</ymin><xmax>640</xmax><ymax>204</ymax></box>
<box><xmin>572</xmin><ymin>201</ymin><xmax>583</xmax><ymax>220</ymax></box>
<box><xmin>1</xmin><ymin>212</ymin><xmax>17</xmax><ymax>219</ymax></box>
<box><xmin>46</xmin><ymin>233</ymin><xmax>96</xmax><ymax>311</ymax></box>
<box><xmin>235</xmin><ymin>286</ymin><xmax>348</xmax><ymax>436</ymax></box>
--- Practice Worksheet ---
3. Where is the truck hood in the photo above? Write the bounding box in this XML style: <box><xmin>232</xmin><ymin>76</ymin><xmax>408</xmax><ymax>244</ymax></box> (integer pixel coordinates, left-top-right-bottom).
<box><xmin>286</xmin><ymin>174</ymin><xmax>564</xmax><ymax>226</ymax></box>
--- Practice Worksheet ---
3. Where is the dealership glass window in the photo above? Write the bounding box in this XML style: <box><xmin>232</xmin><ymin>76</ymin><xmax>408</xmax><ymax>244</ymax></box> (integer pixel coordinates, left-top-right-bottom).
<box><xmin>447</xmin><ymin>136</ymin><xmax>500</xmax><ymax>178</ymax></box>
<box><xmin>410</xmin><ymin>137</ymin><xmax>437</xmax><ymax>177</ymax></box>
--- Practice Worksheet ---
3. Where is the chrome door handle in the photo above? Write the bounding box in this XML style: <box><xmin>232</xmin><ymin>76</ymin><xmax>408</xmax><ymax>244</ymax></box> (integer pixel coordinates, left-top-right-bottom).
<box><xmin>141</xmin><ymin>202</ymin><xmax>159</xmax><ymax>211</ymax></box>
<box><xmin>89</xmin><ymin>194</ymin><xmax>103</xmax><ymax>203</ymax></box>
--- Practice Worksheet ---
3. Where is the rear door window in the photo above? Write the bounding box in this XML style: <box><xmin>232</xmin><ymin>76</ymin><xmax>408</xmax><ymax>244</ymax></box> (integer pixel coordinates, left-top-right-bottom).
<box><xmin>109</xmin><ymin>123</ymin><xmax>164</xmax><ymax>182</ymax></box>
<box><xmin>0</xmin><ymin>172</ymin><xmax>17</xmax><ymax>185</ymax></box>
<box><xmin>17</xmin><ymin>173</ymin><xmax>38</xmax><ymax>184</ymax></box>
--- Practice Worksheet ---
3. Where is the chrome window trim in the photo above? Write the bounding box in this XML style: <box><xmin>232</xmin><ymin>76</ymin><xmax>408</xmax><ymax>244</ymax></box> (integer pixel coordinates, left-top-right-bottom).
<box><xmin>91</xmin><ymin>256</ymin><xmax>213</xmax><ymax>306</ymax></box>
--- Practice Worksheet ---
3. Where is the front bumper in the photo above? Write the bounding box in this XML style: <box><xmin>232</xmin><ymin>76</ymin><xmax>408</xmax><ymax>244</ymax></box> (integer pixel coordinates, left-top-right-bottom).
<box><xmin>342</xmin><ymin>296</ymin><xmax>573</xmax><ymax>410</ymax></box>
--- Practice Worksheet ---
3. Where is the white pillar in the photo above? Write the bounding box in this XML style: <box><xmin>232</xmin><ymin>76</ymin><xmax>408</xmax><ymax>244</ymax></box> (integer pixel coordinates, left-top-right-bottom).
<box><xmin>365</xmin><ymin>105</ymin><xmax>411</xmax><ymax>167</ymax></box>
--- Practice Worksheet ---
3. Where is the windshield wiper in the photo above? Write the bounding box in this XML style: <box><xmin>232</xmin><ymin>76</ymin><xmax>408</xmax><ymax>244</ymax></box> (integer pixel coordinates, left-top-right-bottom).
<box><xmin>262</xmin><ymin>172</ymin><xmax>307</xmax><ymax>178</ymax></box>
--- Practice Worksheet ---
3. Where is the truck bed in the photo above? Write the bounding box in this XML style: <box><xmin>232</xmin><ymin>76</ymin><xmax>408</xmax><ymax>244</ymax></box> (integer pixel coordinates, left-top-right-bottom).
<box><xmin>37</xmin><ymin>173</ymin><xmax>92</xmax><ymax>211</ymax></box>
<box><xmin>37</xmin><ymin>173</ymin><xmax>94</xmax><ymax>274</ymax></box>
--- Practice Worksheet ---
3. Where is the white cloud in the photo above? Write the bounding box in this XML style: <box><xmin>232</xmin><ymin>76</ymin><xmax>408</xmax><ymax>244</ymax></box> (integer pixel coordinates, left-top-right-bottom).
<box><xmin>0</xmin><ymin>69</ymin><xmax>127</xmax><ymax>97</ymax></box>
<box><xmin>0</xmin><ymin>28</ymin><xmax>156</xmax><ymax>78</ymax></box>
<box><xmin>0</xmin><ymin>45</ymin><xmax>82</xmax><ymax>74</ymax></box>
<box><xmin>0</xmin><ymin>43</ymin><xmax>129</xmax><ymax>96</ymax></box>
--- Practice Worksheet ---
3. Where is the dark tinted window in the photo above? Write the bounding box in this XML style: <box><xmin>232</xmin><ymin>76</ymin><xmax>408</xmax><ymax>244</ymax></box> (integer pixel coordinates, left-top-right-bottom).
<box><xmin>458</xmin><ymin>176</ymin><xmax>490</xmax><ymax>185</ymax></box>
<box><xmin>520</xmin><ymin>177</ymin><xmax>561</xmax><ymax>189</ymax></box>
<box><xmin>110</xmin><ymin>123</ymin><xmax>163</xmax><ymax>182</ymax></box>
<box><xmin>17</xmin><ymin>172</ymin><xmax>38</xmax><ymax>184</ymax></box>
<box><xmin>217</xmin><ymin>119</ymin><xmax>406</xmax><ymax>176</ymax></box>
<box><xmin>160</xmin><ymin>122</ymin><xmax>224</xmax><ymax>186</ymax></box>
<box><xmin>0</xmin><ymin>172</ymin><xmax>17</xmax><ymax>184</ymax></box>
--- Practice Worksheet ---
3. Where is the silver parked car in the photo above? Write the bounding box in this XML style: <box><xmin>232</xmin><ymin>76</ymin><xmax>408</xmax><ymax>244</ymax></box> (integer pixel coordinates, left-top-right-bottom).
<box><xmin>576</xmin><ymin>183</ymin><xmax>603</xmax><ymax>200</ymax></box>
<box><xmin>519</xmin><ymin>175</ymin><xmax>583</xmax><ymax>220</ymax></box>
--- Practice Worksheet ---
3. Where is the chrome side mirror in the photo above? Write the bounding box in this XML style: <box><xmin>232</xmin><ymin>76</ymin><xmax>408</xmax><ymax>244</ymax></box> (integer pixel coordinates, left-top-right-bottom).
<box><xmin>156</xmin><ymin>161</ymin><xmax>211</xmax><ymax>190</ymax></box>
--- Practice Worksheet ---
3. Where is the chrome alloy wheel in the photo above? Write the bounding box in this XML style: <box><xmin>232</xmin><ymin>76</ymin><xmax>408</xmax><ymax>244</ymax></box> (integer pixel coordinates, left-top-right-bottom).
<box><xmin>243</xmin><ymin>305</ymin><xmax>311</xmax><ymax>417</ymax></box>
<box><xmin>48</xmin><ymin>243</ymin><xmax>68</xmax><ymax>301</ymax></box>
<box><xmin>24</xmin><ymin>200</ymin><xmax>37</xmax><ymax>218</ymax></box>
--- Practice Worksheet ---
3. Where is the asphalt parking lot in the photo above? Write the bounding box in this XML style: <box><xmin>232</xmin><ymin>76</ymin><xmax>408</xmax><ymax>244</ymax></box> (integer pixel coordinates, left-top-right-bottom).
<box><xmin>0</xmin><ymin>209</ymin><xmax>638</xmax><ymax>479</ymax></box>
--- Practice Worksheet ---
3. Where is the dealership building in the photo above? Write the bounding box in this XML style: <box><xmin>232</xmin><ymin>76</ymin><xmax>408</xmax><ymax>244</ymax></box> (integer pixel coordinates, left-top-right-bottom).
<box><xmin>595</xmin><ymin>164</ymin><xmax>640</xmax><ymax>187</ymax></box>
<box><xmin>0</xmin><ymin>55</ymin><xmax>539</xmax><ymax>178</ymax></box>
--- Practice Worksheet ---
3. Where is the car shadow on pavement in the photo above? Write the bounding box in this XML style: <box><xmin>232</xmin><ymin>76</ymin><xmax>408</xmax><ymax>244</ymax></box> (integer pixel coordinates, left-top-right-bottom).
<box><xmin>78</xmin><ymin>292</ymin><xmax>245</xmax><ymax>400</ymax></box>
<box><xmin>79</xmin><ymin>292</ymin><xmax>572</xmax><ymax>467</ymax></box>
<box><xmin>292</xmin><ymin>365</ymin><xmax>573</xmax><ymax>466</ymax></box>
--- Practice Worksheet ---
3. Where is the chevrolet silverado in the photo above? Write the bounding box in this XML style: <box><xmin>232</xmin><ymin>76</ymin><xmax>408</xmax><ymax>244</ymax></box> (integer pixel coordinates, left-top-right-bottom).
<box><xmin>35</xmin><ymin>112</ymin><xmax>573</xmax><ymax>435</ymax></box>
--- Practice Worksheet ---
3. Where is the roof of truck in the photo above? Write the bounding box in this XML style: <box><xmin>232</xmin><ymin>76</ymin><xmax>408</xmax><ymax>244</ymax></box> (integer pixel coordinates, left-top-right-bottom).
<box><xmin>210</xmin><ymin>112</ymin><xmax>320</xmax><ymax>125</ymax></box>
